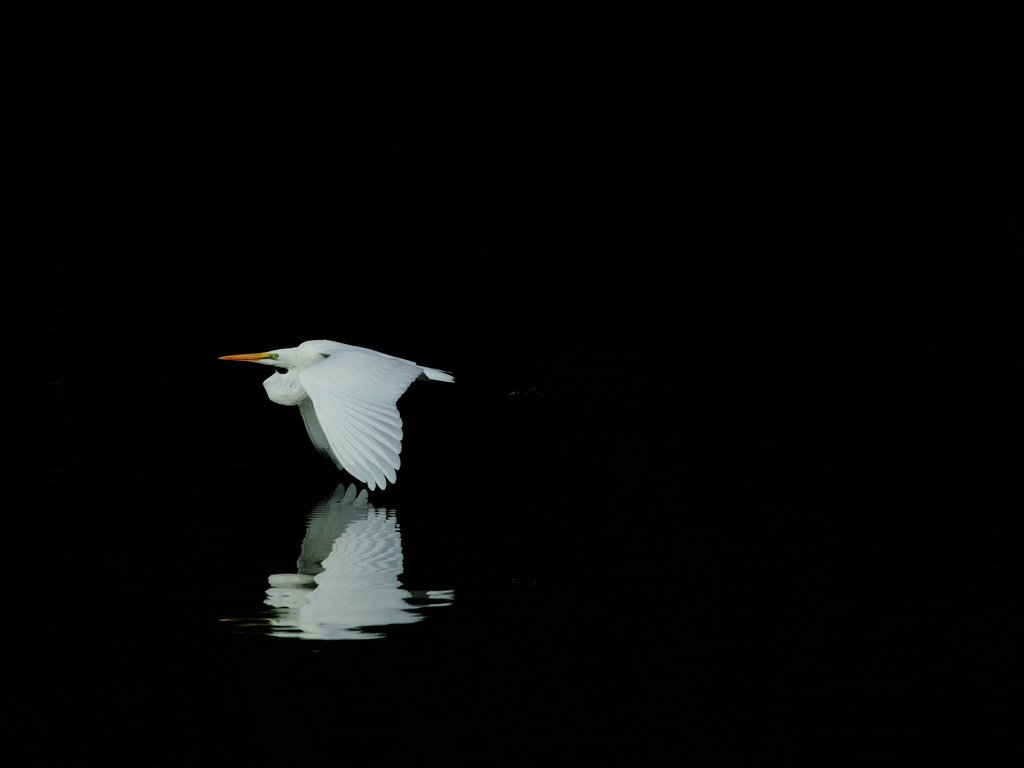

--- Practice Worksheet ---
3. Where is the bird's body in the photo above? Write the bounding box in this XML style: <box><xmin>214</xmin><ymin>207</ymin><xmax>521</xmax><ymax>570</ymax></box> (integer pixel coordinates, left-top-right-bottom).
<box><xmin>219</xmin><ymin>339</ymin><xmax>453</xmax><ymax>490</ymax></box>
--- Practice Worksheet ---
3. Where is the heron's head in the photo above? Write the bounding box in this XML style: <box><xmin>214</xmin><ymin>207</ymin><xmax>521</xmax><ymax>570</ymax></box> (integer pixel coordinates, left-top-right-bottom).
<box><xmin>218</xmin><ymin>347</ymin><xmax>299</xmax><ymax>369</ymax></box>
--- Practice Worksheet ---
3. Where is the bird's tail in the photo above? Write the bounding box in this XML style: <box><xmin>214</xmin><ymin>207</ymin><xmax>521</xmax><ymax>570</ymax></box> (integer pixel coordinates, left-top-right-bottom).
<box><xmin>419</xmin><ymin>366</ymin><xmax>455</xmax><ymax>383</ymax></box>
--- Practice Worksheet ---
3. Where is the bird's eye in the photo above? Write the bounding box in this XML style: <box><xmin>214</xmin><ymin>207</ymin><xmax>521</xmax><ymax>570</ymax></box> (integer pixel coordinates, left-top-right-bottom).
<box><xmin>268</xmin><ymin>353</ymin><xmax>279</xmax><ymax>360</ymax></box>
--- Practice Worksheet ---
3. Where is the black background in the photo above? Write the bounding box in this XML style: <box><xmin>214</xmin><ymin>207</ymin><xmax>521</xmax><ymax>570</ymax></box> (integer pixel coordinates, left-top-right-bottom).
<box><xmin>8</xmin><ymin>8</ymin><xmax>1024</xmax><ymax>765</ymax></box>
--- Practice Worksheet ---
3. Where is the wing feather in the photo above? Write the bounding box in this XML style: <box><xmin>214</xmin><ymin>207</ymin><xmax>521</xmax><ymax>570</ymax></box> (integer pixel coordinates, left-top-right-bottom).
<box><xmin>337</xmin><ymin>422</ymin><xmax>391</xmax><ymax>489</ymax></box>
<box><xmin>328</xmin><ymin>429</ymin><xmax>383</xmax><ymax>490</ymax></box>
<box><xmin>342</xmin><ymin>399</ymin><xmax>405</xmax><ymax>444</ymax></box>
<box><xmin>298</xmin><ymin>348</ymin><xmax>424</xmax><ymax>490</ymax></box>
<box><xmin>337</xmin><ymin>413</ymin><xmax>402</xmax><ymax>468</ymax></box>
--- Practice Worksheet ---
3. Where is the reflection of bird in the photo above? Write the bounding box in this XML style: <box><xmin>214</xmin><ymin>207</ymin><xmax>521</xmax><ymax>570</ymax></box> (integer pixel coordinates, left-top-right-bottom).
<box><xmin>219</xmin><ymin>339</ymin><xmax>453</xmax><ymax>490</ymax></box>
<box><xmin>264</xmin><ymin>483</ymin><xmax>453</xmax><ymax>639</ymax></box>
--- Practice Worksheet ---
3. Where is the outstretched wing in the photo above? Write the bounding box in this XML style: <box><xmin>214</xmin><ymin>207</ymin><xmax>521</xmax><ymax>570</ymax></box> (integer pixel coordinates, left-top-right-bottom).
<box><xmin>298</xmin><ymin>348</ymin><xmax>423</xmax><ymax>490</ymax></box>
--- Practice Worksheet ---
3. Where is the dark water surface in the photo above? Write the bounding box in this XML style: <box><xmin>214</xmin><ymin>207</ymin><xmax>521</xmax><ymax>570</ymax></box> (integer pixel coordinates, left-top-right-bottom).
<box><xmin>20</xmin><ymin>368</ymin><xmax>1024</xmax><ymax>764</ymax></box>
<box><xmin>11</xmin><ymin>10</ymin><xmax>1024</xmax><ymax>764</ymax></box>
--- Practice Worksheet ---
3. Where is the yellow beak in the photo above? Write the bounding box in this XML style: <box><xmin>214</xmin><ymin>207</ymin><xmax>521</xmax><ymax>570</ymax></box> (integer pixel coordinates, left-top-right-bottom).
<box><xmin>218</xmin><ymin>352</ymin><xmax>273</xmax><ymax>362</ymax></box>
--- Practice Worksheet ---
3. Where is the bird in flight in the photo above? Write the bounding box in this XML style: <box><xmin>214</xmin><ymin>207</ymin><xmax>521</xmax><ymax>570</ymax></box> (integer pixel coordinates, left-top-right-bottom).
<box><xmin>219</xmin><ymin>339</ymin><xmax>453</xmax><ymax>490</ymax></box>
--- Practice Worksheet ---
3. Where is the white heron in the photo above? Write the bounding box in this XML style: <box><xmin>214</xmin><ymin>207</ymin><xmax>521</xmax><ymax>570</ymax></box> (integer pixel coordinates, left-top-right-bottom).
<box><xmin>219</xmin><ymin>339</ymin><xmax>454</xmax><ymax>490</ymax></box>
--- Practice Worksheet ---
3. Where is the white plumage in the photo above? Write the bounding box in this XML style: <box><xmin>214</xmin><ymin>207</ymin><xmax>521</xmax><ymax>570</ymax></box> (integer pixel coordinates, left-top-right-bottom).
<box><xmin>219</xmin><ymin>339</ymin><xmax>453</xmax><ymax>490</ymax></box>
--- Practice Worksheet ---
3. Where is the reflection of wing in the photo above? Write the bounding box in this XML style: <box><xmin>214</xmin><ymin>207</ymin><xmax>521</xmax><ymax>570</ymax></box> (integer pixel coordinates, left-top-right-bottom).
<box><xmin>299</xmin><ymin>350</ymin><xmax>422</xmax><ymax>490</ymax></box>
<box><xmin>297</xmin><ymin>507</ymin><xmax>418</xmax><ymax>638</ymax></box>
<box><xmin>264</xmin><ymin>483</ymin><xmax>451</xmax><ymax>640</ymax></box>
<box><xmin>295</xmin><ymin>482</ymin><xmax>368</xmax><ymax>576</ymax></box>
